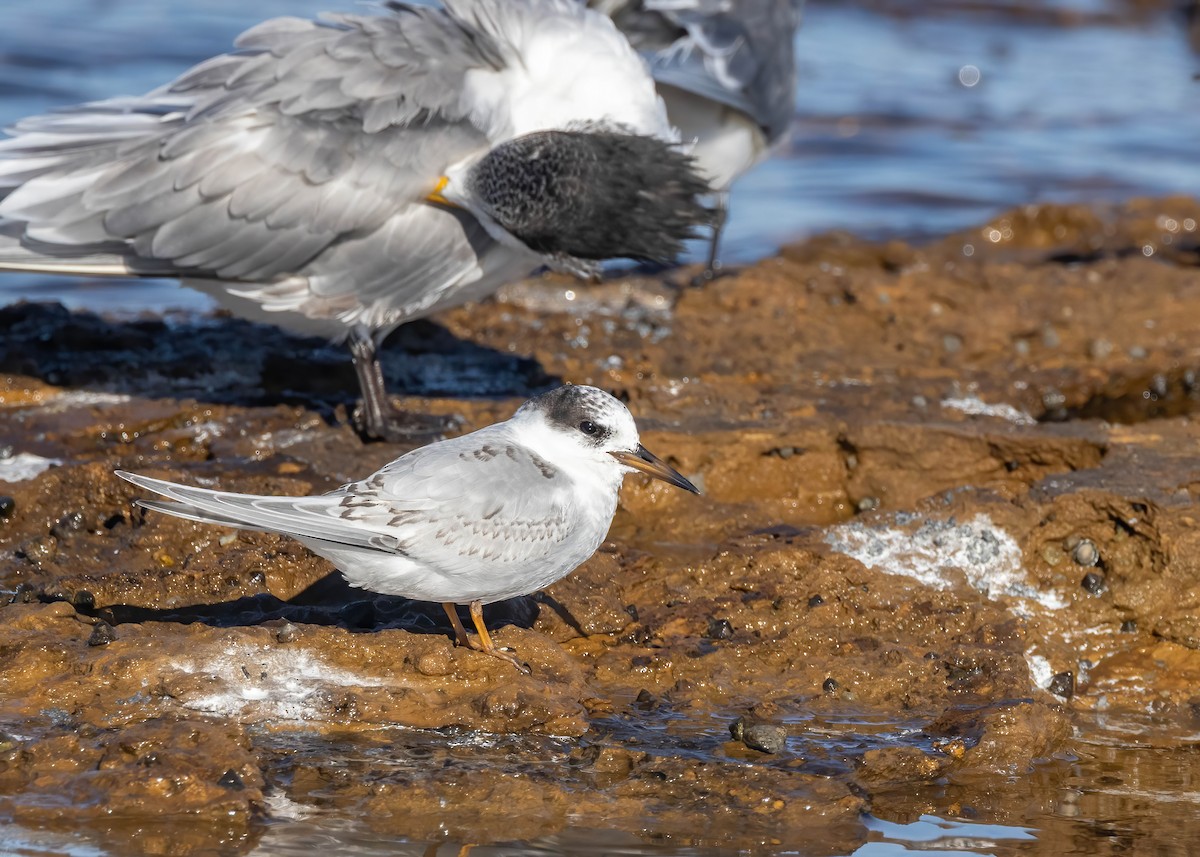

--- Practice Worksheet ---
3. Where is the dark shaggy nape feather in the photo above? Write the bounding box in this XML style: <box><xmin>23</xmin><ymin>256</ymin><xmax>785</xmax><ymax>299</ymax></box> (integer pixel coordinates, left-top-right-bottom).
<box><xmin>467</xmin><ymin>131</ymin><xmax>713</xmax><ymax>265</ymax></box>
<box><xmin>525</xmin><ymin>384</ymin><xmax>615</xmax><ymax>444</ymax></box>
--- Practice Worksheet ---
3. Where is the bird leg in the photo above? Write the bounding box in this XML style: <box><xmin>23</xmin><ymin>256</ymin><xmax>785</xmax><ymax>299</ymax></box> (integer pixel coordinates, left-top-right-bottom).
<box><xmin>695</xmin><ymin>190</ymin><xmax>730</xmax><ymax>284</ymax></box>
<box><xmin>468</xmin><ymin>600</ymin><xmax>531</xmax><ymax>674</ymax></box>
<box><xmin>441</xmin><ymin>602</ymin><xmax>472</xmax><ymax>648</ymax></box>
<box><xmin>346</xmin><ymin>325</ymin><xmax>457</xmax><ymax>443</ymax></box>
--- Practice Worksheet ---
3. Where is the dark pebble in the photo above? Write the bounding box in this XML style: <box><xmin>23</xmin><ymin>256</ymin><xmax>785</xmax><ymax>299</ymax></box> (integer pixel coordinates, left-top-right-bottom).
<box><xmin>72</xmin><ymin>590</ymin><xmax>95</xmax><ymax>611</ymax></box>
<box><xmin>8</xmin><ymin>584</ymin><xmax>38</xmax><ymax>604</ymax></box>
<box><xmin>822</xmin><ymin>677</ymin><xmax>839</xmax><ymax>694</ymax></box>
<box><xmin>624</xmin><ymin>604</ymin><xmax>639</xmax><ymax>622</ymax></box>
<box><xmin>1081</xmin><ymin>572</ymin><xmax>1107</xmax><ymax>596</ymax></box>
<box><xmin>743</xmin><ymin>723</ymin><xmax>787</xmax><ymax>754</ymax></box>
<box><xmin>634</xmin><ymin>689</ymin><xmax>659</xmax><ymax>711</ymax></box>
<box><xmin>217</xmin><ymin>769</ymin><xmax>245</xmax><ymax>791</ymax></box>
<box><xmin>1120</xmin><ymin>619</ymin><xmax>1138</xmax><ymax>633</ymax></box>
<box><xmin>1048</xmin><ymin>671</ymin><xmax>1075</xmax><ymax>699</ymax></box>
<box><xmin>807</xmin><ymin>594</ymin><xmax>825</xmax><ymax>608</ymax></box>
<box><xmin>0</xmin><ymin>496</ymin><xmax>15</xmax><ymax>521</ymax></box>
<box><xmin>705</xmin><ymin>618</ymin><xmax>734</xmax><ymax>640</ymax></box>
<box><xmin>50</xmin><ymin>511</ymin><xmax>86</xmax><ymax>540</ymax></box>
<box><xmin>18</xmin><ymin>536</ymin><xmax>57</xmax><ymax>564</ymax></box>
<box><xmin>87</xmin><ymin>621</ymin><xmax>117</xmax><ymax>647</ymax></box>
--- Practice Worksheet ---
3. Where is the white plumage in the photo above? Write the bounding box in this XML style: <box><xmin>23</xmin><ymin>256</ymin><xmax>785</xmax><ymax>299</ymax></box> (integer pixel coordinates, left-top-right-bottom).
<box><xmin>117</xmin><ymin>385</ymin><xmax>699</xmax><ymax>670</ymax></box>
<box><xmin>593</xmin><ymin>0</ymin><xmax>805</xmax><ymax>273</ymax></box>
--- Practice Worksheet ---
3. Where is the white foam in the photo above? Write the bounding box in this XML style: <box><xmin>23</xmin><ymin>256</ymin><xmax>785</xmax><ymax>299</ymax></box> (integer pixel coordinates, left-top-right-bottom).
<box><xmin>1025</xmin><ymin>652</ymin><xmax>1055</xmax><ymax>689</ymax></box>
<box><xmin>0</xmin><ymin>452</ymin><xmax>61</xmax><ymax>482</ymax></box>
<box><xmin>173</xmin><ymin>641</ymin><xmax>387</xmax><ymax>722</ymax></box>
<box><xmin>826</xmin><ymin>513</ymin><xmax>1065</xmax><ymax>610</ymax></box>
<box><xmin>941</xmin><ymin>395</ymin><xmax>1036</xmax><ymax>425</ymax></box>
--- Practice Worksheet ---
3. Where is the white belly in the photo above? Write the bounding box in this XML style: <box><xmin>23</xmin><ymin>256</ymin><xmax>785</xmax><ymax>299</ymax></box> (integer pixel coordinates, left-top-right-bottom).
<box><xmin>658</xmin><ymin>85</ymin><xmax>767</xmax><ymax>192</ymax></box>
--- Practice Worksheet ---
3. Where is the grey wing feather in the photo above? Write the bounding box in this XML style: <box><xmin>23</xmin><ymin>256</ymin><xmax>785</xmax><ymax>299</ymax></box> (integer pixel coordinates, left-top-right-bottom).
<box><xmin>117</xmin><ymin>428</ymin><xmax>580</xmax><ymax>574</ymax></box>
<box><xmin>320</xmin><ymin>430</ymin><xmax>580</xmax><ymax>575</ymax></box>
<box><xmin>0</xmin><ymin>4</ymin><xmax>512</xmax><ymax>315</ymax></box>
<box><xmin>116</xmin><ymin>470</ymin><xmax>405</xmax><ymax>552</ymax></box>
<box><xmin>597</xmin><ymin>0</ymin><xmax>802</xmax><ymax>141</ymax></box>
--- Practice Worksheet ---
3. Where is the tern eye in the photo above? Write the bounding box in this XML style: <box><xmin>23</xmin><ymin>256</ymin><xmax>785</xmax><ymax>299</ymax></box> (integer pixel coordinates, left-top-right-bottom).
<box><xmin>578</xmin><ymin>420</ymin><xmax>600</xmax><ymax>437</ymax></box>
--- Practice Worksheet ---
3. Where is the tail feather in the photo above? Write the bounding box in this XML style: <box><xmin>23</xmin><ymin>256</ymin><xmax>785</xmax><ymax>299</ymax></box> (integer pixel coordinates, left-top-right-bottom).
<box><xmin>116</xmin><ymin>470</ymin><xmax>393</xmax><ymax>552</ymax></box>
<box><xmin>0</xmin><ymin>224</ymin><xmax>177</xmax><ymax>277</ymax></box>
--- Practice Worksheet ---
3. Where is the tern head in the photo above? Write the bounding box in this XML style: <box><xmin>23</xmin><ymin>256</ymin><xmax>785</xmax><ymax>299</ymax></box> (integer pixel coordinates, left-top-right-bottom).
<box><xmin>432</xmin><ymin>130</ymin><xmax>712</xmax><ymax>268</ymax></box>
<box><xmin>513</xmin><ymin>384</ymin><xmax>699</xmax><ymax>494</ymax></box>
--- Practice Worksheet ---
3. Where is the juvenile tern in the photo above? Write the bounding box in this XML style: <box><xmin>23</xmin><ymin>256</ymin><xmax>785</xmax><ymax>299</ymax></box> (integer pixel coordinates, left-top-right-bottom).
<box><xmin>591</xmin><ymin>0</ymin><xmax>803</xmax><ymax>276</ymax></box>
<box><xmin>0</xmin><ymin>0</ymin><xmax>711</xmax><ymax>441</ymax></box>
<box><xmin>116</xmin><ymin>384</ymin><xmax>699</xmax><ymax>672</ymax></box>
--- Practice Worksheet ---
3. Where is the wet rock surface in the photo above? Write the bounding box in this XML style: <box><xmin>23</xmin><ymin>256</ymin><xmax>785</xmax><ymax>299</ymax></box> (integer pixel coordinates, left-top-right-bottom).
<box><xmin>4</xmin><ymin>198</ymin><xmax>1200</xmax><ymax>851</ymax></box>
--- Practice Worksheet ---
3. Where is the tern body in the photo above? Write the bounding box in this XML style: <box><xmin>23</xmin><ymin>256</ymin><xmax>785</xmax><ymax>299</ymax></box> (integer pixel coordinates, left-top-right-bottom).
<box><xmin>593</xmin><ymin>0</ymin><xmax>804</xmax><ymax>273</ymax></box>
<box><xmin>117</xmin><ymin>385</ymin><xmax>698</xmax><ymax>669</ymax></box>
<box><xmin>0</xmin><ymin>1</ymin><xmax>710</xmax><ymax>441</ymax></box>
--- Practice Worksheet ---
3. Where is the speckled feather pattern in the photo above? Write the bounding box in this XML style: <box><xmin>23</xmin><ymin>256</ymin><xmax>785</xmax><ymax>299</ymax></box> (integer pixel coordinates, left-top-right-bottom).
<box><xmin>117</xmin><ymin>386</ymin><xmax>645</xmax><ymax>605</ymax></box>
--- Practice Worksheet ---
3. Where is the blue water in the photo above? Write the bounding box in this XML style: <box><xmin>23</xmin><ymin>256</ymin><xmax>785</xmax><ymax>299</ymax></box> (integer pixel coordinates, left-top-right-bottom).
<box><xmin>2</xmin><ymin>0</ymin><xmax>1199</xmax><ymax>311</ymax></box>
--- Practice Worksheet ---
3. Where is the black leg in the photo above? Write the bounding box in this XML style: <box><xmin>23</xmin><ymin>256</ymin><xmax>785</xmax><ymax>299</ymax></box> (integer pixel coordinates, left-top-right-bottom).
<box><xmin>345</xmin><ymin>326</ymin><xmax>458</xmax><ymax>444</ymax></box>
<box><xmin>695</xmin><ymin>191</ymin><xmax>730</xmax><ymax>284</ymax></box>
<box><xmin>347</xmin><ymin>325</ymin><xmax>392</xmax><ymax>441</ymax></box>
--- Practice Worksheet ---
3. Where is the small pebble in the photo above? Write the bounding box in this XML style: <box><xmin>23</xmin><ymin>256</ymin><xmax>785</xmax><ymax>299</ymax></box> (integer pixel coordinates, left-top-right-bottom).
<box><xmin>19</xmin><ymin>536</ymin><xmax>57</xmax><ymax>565</ymax></box>
<box><xmin>741</xmin><ymin>723</ymin><xmax>787</xmax><ymax>754</ymax></box>
<box><xmin>0</xmin><ymin>496</ymin><xmax>15</xmax><ymax>521</ymax></box>
<box><xmin>807</xmin><ymin>594</ymin><xmax>825</xmax><ymax>608</ymax></box>
<box><xmin>729</xmin><ymin>717</ymin><xmax>788</xmax><ymax>754</ymax></box>
<box><xmin>822</xmin><ymin>677</ymin><xmax>839</xmax><ymax>695</ymax></box>
<box><xmin>1071</xmin><ymin>539</ymin><xmax>1100</xmax><ymax>567</ymax></box>
<box><xmin>415</xmin><ymin>650</ymin><xmax>453</xmax><ymax>677</ymax></box>
<box><xmin>705</xmin><ymin>618</ymin><xmax>733</xmax><ymax>640</ymax></box>
<box><xmin>856</xmin><ymin>497</ymin><xmax>880</xmax><ymax>513</ymax></box>
<box><xmin>1088</xmin><ymin>338</ymin><xmax>1114</xmax><ymax>360</ymax></box>
<box><xmin>87</xmin><ymin>621</ymin><xmax>118</xmax><ymax>647</ymax></box>
<box><xmin>274</xmin><ymin>622</ymin><xmax>299</xmax><ymax>644</ymax></box>
<box><xmin>50</xmin><ymin>512</ymin><xmax>85</xmax><ymax>540</ymax></box>
<box><xmin>1081</xmin><ymin>572</ymin><xmax>1107</xmax><ymax>596</ymax></box>
<box><xmin>1049</xmin><ymin>671</ymin><xmax>1075</xmax><ymax>699</ymax></box>
<box><xmin>217</xmin><ymin>770</ymin><xmax>245</xmax><ymax>791</ymax></box>
<box><xmin>635</xmin><ymin>689</ymin><xmax>659</xmax><ymax>711</ymax></box>
<box><xmin>1120</xmin><ymin>619</ymin><xmax>1138</xmax><ymax>633</ymax></box>
<box><xmin>72</xmin><ymin>590</ymin><xmax>96</xmax><ymax>611</ymax></box>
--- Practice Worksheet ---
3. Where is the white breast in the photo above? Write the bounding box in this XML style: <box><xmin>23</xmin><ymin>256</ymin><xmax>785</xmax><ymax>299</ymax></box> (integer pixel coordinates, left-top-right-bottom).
<box><xmin>461</xmin><ymin>6</ymin><xmax>675</xmax><ymax>143</ymax></box>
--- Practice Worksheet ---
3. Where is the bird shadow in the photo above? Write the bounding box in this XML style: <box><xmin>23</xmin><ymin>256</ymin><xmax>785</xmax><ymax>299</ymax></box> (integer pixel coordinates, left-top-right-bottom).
<box><xmin>57</xmin><ymin>571</ymin><xmax>546</xmax><ymax>640</ymax></box>
<box><xmin>0</xmin><ymin>300</ymin><xmax>557</xmax><ymax>419</ymax></box>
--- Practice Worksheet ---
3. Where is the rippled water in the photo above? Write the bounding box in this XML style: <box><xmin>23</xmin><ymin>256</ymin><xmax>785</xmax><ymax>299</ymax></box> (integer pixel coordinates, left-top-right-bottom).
<box><xmin>2</xmin><ymin>0</ymin><xmax>1199</xmax><ymax>308</ymax></box>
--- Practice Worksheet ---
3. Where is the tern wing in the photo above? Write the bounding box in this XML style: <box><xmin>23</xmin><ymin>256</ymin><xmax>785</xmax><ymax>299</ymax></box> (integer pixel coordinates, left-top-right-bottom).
<box><xmin>597</xmin><ymin>0</ymin><xmax>802</xmax><ymax>142</ymax></box>
<box><xmin>117</xmin><ymin>428</ymin><xmax>588</xmax><ymax>577</ymax></box>
<box><xmin>115</xmin><ymin>470</ymin><xmax>408</xmax><ymax>553</ymax></box>
<box><xmin>0</xmin><ymin>4</ymin><xmax>531</xmax><ymax>325</ymax></box>
<box><xmin>336</xmin><ymin>430</ymin><xmax>588</xmax><ymax>576</ymax></box>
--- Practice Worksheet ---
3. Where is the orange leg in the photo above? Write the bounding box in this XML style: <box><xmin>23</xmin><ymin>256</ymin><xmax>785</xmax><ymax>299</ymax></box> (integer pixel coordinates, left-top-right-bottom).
<box><xmin>442</xmin><ymin>602</ymin><xmax>471</xmax><ymax>648</ymax></box>
<box><xmin>469</xmin><ymin>600</ymin><xmax>530</xmax><ymax>674</ymax></box>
